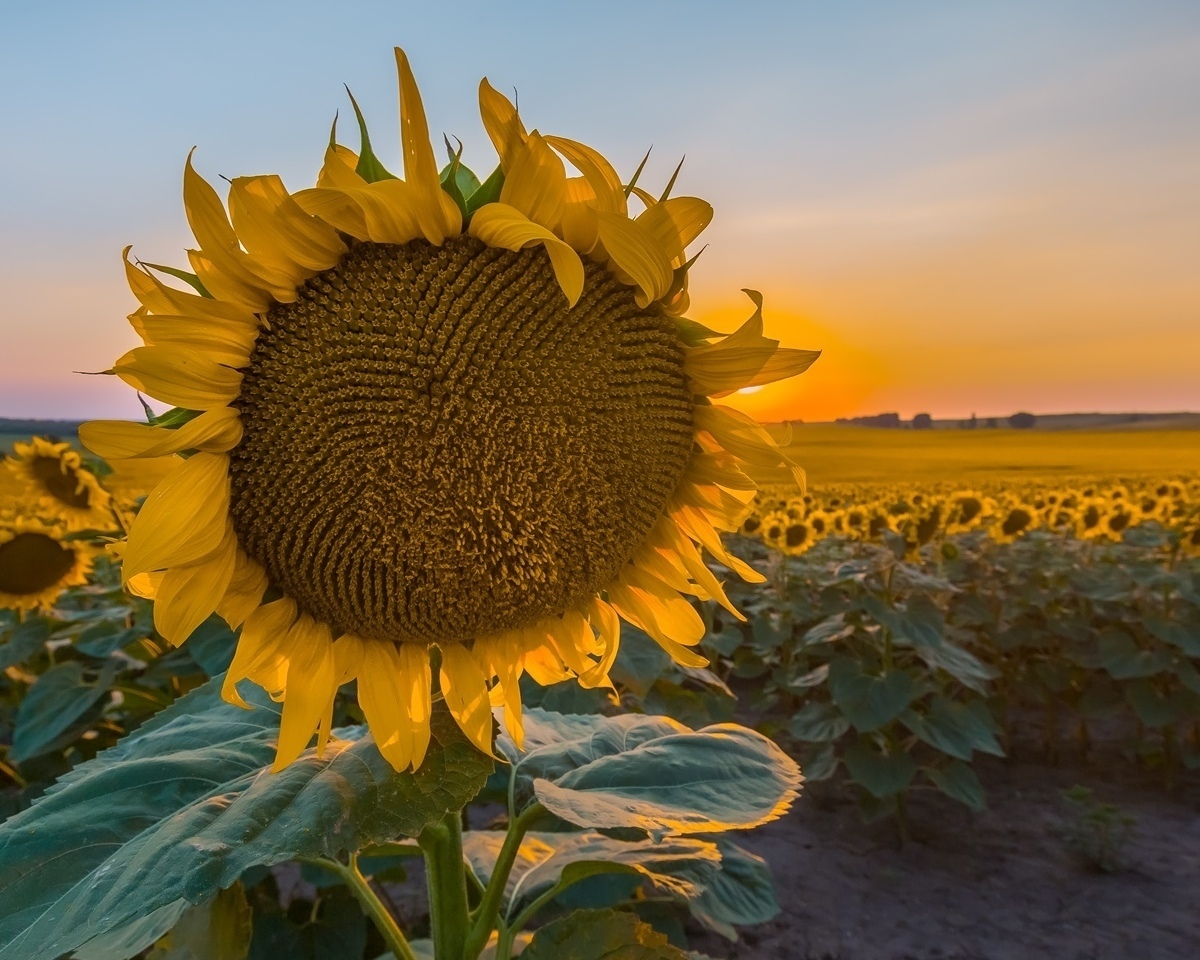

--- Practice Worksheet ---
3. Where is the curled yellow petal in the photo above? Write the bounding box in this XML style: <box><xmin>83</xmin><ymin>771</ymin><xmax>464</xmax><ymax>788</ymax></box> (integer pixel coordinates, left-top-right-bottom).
<box><xmin>469</xmin><ymin>203</ymin><xmax>583</xmax><ymax>307</ymax></box>
<box><xmin>394</xmin><ymin>48</ymin><xmax>462</xmax><ymax>244</ymax></box>
<box><xmin>594</xmin><ymin>213</ymin><xmax>672</xmax><ymax>307</ymax></box>
<box><xmin>153</xmin><ymin>523</ymin><xmax>238</xmax><ymax>646</ymax></box>
<box><xmin>216</xmin><ymin>550</ymin><xmax>269</xmax><ymax>629</ymax></box>
<box><xmin>121</xmin><ymin>452</ymin><xmax>231</xmax><ymax>580</ymax></box>
<box><xmin>499</xmin><ymin>132</ymin><xmax>566</xmax><ymax>232</ymax></box>
<box><xmin>272</xmin><ymin>616</ymin><xmax>337</xmax><ymax>770</ymax></box>
<box><xmin>223</xmin><ymin>597</ymin><xmax>297</xmax><ymax>708</ymax></box>
<box><xmin>478</xmin><ymin>78</ymin><xmax>527</xmax><ymax>171</ymax></box>
<box><xmin>81</xmin><ymin>407</ymin><xmax>243</xmax><ymax>461</ymax></box>
<box><xmin>636</xmin><ymin>197</ymin><xmax>712</xmax><ymax>265</ymax></box>
<box><xmin>439</xmin><ymin>643</ymin><xmax>495</xmax><ymax>757</ymax></box>
<box><xmin>113</xmin><ymin>345</ymin><xmax>243</xmax><ymax>411</ymax></box>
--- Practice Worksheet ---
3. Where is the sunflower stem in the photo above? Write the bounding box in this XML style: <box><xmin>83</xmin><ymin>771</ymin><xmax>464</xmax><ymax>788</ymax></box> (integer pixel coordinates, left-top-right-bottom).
<box><xmin>462</xmin><ymin>803</ymin><xmax>543</xmax><ymax>960</ymax></box>
<box><xmin>326</xmin><ymin>854</ymin><xmax>418</xmax><ymax>960</ymax></box>
<box><xmin>420</xmin><ymin>810</ymin><xmax>471</xmax><ymax>960</ymax></box>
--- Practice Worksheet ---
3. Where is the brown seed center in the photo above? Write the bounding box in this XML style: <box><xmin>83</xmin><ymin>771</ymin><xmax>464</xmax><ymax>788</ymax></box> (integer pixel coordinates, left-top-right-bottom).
<box><xmin>229</xmin><ymin>236</ymin><xmax>695</xmax><ymax>644</ymax></box>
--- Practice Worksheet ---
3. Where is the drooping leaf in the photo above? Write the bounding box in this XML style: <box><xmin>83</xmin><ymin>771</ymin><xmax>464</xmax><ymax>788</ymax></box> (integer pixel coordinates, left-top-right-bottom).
<box><xmin>508</xmin><ymin>710</ymin><xmax>800</xmax><ymax>839</ymax></box>
<box><xmin>148</xmin><ymin>883</ymin><xmax>252</xmax><ymax>960</ymax></box>
<box><xmin>0</xmin><ymin>675</ymin><xmax>491</xmax><ymax>960</ymax></box>
<box><xmin>787</xmin><ymin>700</ymin><xmax>849</xmax><ymax>743</ymax></box>
<box><xmin>687</xmin><ymin>840</ymin><xmax>780</xmax><ymax>938</ymax></box>
<box><xmin>842</xmin><ymin>738</ymin><xmax>916</xmax><ymax>799</ymax></box>
<box><xmin>0</xmin><ymin>617</ymin><xmax>52</xmax><ymax>669</ymax></box>
<box><xmin>827</xmin><ymin>658</ymin><xmax>918</xmax><ymax>733</ymax></box>
<box><xmin>10</xmin><ymin>660</ymin><xmax>117</xmax><ymax>764</ymax></box>
<box><xmin>462</xmin><ymin>830</ymin><xmax>721</xmax><ymax>917</ymax></box>
<box><xmin>924</xmin><ymin>761</ymin><xmax>986</xmax><ymax>811</ymax></box>
<box><xmin>521</xmin><ymin>908</ymin><xmax>687</xmax><ymax>960</ymax></box>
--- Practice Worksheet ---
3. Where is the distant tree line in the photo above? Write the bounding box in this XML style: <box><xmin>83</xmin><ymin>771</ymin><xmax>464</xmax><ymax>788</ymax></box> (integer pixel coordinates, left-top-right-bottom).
<box><xmin>834</xmin><ymin>412</ymin><xmax>1038</xmax><ymax>429</ymax></box>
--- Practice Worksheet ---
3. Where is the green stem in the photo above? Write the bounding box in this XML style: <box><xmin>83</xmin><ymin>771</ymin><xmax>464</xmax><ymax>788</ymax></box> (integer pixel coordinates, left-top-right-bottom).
<box><xmin>325</xmin><ymin>855</ymin><xmax>418</xmax><ymax>960</ymax></box>
<box><xmin>420</xmin><ymin>810</ymin><xmax>471</xmax><ymax>960</ymax></box>
<box><xmin>463</xmin><ymin>803</ymin><xmax>543</xmax><ymax>960</ymax></box>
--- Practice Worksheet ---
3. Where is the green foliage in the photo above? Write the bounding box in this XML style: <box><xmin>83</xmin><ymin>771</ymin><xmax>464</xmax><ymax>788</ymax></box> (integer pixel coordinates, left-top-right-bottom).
<box><xmin>520</xmin><ymin>908</ymin><xmax>687</xmax><ymax>960</ymax></box>
<box><xmin>0</xmin><ymin>676</ymin><xmax>491</xmax><ymax>960</ymax></box>
<box><xmin>1060</xmin><ymin>785</ymin><xmax>1136</xmax><ymax>873</ymax></box>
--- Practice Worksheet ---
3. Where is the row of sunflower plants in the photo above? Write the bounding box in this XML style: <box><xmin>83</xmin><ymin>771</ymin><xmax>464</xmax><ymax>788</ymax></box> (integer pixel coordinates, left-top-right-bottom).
<box><xmin>697</xmin><ymin>518</ymin><xmax>1200</xmax><ymax>836</ymax></box>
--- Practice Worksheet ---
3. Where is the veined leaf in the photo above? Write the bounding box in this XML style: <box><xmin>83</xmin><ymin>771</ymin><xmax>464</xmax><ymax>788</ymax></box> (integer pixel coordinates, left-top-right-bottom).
<box><xmin>521</xmin><ymin>908</ymin><xmax>687</xmax><ymax>960</ymax></box>
<box><xmin>0</xmin><ymin>675</ymin><xmax>491</xmax><ymax>960</ymax></box>
<box><xmin>501</xmin><ymin>709</ymin><xmax>801</xmax><ymax>839</ymax></box>
<box><xmin>843</xmin><ymin>738</ymin><xmax>916</xmax><ymax>799</ymax></box>
<box><xmin>10</xmin><ymin>660</ymin><xmax>118</xmax><ymax>764</ymax></box>
<box><xmin>827</xmin><ymin>658</ymin><xmax>918</xmax><ymax>732</ymax></box>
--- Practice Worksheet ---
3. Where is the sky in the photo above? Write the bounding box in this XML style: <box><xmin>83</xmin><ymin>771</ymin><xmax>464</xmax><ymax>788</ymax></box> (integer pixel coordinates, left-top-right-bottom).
<box><xmin>1</xmin><ymin>0</ymin><xmax>1197</xmax><ymax>424</ymax></box>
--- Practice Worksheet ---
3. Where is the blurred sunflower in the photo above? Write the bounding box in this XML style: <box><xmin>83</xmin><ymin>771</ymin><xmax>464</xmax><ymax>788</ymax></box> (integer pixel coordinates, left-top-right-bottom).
<box><xmin>1181</xmin><ymin>523</ymin><xmax>1200</xmax><ymax>558</ymax></box>
<box><xmin>1097</xmin><ymin>504</ymin><xmax>1135</xmax><ymax>541</ymax></box>
<box><xmin>989</xmin><ymin>504</ymin><xmax>1036</xmax><ymax>544</ymax></box>
<box><xmin>80</xmin><ymin>49</ymin><xmax>820</xmax><ymax>772</ymax></box>
<box><xmin>782</xmin><ymin>520</ymin><xmax>813</xmax><ymax>555</ymax></box>
<box><xmin>0</xmin><ymin>517</ymin><xmax>92</xmax><ymax>613</ymax></box>
<box><xmin>1075</xmin><ymin>500</ymin><xmax>1106</xmax><ymax>540</ymax></box>
<box><xmin>760</xmin><ymin>510</ymin><xmax>788</xmax><ymax>551</ymax></box>
<box><xmin>944</xmin><ymin>491</ymin><xmax>989</xmax><ymax>535</ymax></box>
<box><xmin>8</xmin><ymin>438</ymin><xmax>113</xmax><ymax>531</ymax></box>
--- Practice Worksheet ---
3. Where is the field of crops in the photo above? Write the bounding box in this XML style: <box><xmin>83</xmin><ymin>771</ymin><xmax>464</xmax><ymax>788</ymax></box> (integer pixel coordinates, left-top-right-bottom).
<box><xmin>2</xmin><ymin>429</ymin><xmax>1199</xmax><ymax>958</ymax></box>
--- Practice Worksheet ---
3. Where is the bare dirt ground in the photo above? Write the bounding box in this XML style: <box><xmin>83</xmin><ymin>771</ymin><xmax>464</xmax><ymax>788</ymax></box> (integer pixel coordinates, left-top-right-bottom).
<box><xmin>691</xmin><ymin>755</ymin><xmax>1200</xmax><ymax>960</ymax></box>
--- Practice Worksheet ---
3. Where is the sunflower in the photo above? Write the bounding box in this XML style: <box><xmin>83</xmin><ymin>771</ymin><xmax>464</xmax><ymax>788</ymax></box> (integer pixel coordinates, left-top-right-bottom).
<box><xmin>760</xmin><ymin>510</ymin><xmax>788</xmax><ymax>551</ymax></box>
<box><xmin>7</xmin><ymin>437</ymin><xmax>113</xmax><ymax>531</ymax></box>
<box><xmin>781</xmin><ymin>520</ymin><xmax>813</xmax><ymax>555</ymax></box>
<box><xmin>0</xmin><ymin>517</ymin><xmax>92</xmax><ymax>613</ymax></box>
<box><xmin>944</xmin><ymin>491</ymin><xmax>990</xmax><ymax>535</ymax></box>
<box><xmin>989</xmin><ymin>504</ymin><xmax>1037</xmax><ymax>544</ymax></box>
<box><xmin>80</xmin><ymin>49</ymin><xmax>819</xmax><ymax>773</ymax></box>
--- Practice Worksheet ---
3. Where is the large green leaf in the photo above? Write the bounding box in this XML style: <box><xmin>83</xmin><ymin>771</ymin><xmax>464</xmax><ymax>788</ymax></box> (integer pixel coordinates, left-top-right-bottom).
<box><xmin>828</xmin><ymin>659</ymin><xmax>917</xmax><ymax>732</ymax></box>
<box><xmin>842</xmin><ymin>739</ymin><xmax>916</xmax><ymax>799</ymax></box>
<box><xmin>924</xmin><ymin>761</ymin><xmax>986</xmax><ymax>811</ymax></box>
<box><xmin>147</xmin><ymin>883</ymin><xmax>252</xmax><ymax>960</ymax></box>
<box><xmin>0</xmin><ymin>675</ymin><xmax>491</xmax><ymax>960</ymax></box>
<box><xmin>520</xmin><ymin>908</ymin><xmax>687</xmax><ymax>960</ymax></box>
<box><xmin>787</xmin><ymin>700</ymin><xmax>849</xmax><ymax>743</ymax></box>
<box><xmin>9</xmin><ymin>660</ymin><xmax>118</xmax><ymax>763</ymax></box>
<box><xmin>0</xmin><ymin>616</ymin><xmax>51</xmax><ymax>669</ymax></box>
<box><xmin>687</xmin><ymin>840</ymin><xmax>780</xmax><ymax>938</ymax></box>
<box><xmin>462</xmin><ymin>830</ymin><xmax>720</xmax><ymax>916</ymax></box>
<box><xmin>506</xmin><ymin>710</ymin><xmax>800</xmax><ymax>839</ymax></box>
<box><xmin>900</xmin><ymin>697</ymin><xmax>1003</xmax><ymax>761</ymax></box>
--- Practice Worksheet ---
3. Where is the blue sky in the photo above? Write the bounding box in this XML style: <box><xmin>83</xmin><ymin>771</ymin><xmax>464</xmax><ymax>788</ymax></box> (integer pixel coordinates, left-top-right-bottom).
<box><xmin>2</xmin><ymin>0</ymin><xmax>1197</xmax><ymax>420</ymax></box>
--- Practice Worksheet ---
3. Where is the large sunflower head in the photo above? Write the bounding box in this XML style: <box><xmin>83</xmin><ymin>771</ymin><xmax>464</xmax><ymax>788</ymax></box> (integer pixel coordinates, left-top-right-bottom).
<box><xmin>80</xmin><ymin>49</ymin><xmax>820</xmax><ymax>773</ymax></box>
<box><xmin>0</xmin><ymin>517</ymin><xmax>92</xmax><ymax>613</ymax></box>
<box><xmin>7</xmin><ymin>437</ymin><xmax>113</xmax><ymax>531</ymax></box>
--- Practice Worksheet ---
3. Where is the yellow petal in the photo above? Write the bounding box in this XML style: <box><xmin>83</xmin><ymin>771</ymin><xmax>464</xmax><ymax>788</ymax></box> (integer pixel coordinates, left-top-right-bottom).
<box><xmin>81</xmin><ymin>407</ymin><xmax>243</xmax><ymax>461</ymax></box>
<box><xmin>439</xmin><ymin>643</ymin><xmax>495</xmax><ymax>757</ymax></box>
<box><xmin>122</xmin><ymin>247</ymin><xmax>259</xmax><ymax>328</ymax></box>
<box><xmin>656</xmin><ymin>517</ymin><xmax>745</xmax><ymax>621</ymax></box>
<box><xmin>636</xmin><ymin>197</ymin><xmax>712</xmax><ymax>265</ymax></box>
<box><xmin>228</xmin><ymin>174</ymin><xmax>346</xmax><ymax>273</ymax></box>
<box><xmin>615</xmin><ymin>567</ymin><xmax>706</xmax><ymax>648</ymax></box>
<box><xmin>499</xmin><ymin>132</ymin><xmax>566</xmax><ymax>232</ymax></box>
<box><xmin>668</xmin><ymin>501</ymin><xmax>766</xmax><ymax>584</ymax></box>
<box><xmin>394</xmin><ymin>48</ymin><xmax>462</xmax><ymax>244</ymax></box>
<box><xmin>607</xmin><ymin>572</ymin><xmax>710</xmax><ymax>670</ymax></box>
<box><xmin>469</xmin><ymin>203</ymin><xmax>583</xmax><ymax>307</ymax></box>
<box><xmin>223</xmin><ymin>597</ymin><xmax>296</xmax><ymax>708</ymax></box>
<box><xmin>693</xmin><ymin>404</ymin><xmax>805</xmax><ymax>489</ymax></box>
<box><xmin>134</xmin><ymin>313</ymin><xmax>256</xmax><ymax>368</ymax></box>
<box><xmin>153</xmin><ymin>523</ymin><xmax>238</xmax><ymax>645</ymax></box>
<box><xmin>478</xmin><ymin>78</ymin><xmax>527</xmax><ymax>172</ymax></box>
<box><xmin>216</xmin><ymin>550</ymin><xmax>269</xmax><ymax>629</ymax></box>
<box><xmin>353</xmin><ymin>640</ymin><xmax>433</xmax><ymax>771</ymax></box>
<box><xmin>580</xmin><ymin>598</ymin><xmax>621</xmax><ymax>689</ymax></box>
<box><xmin>113</xmin><ymin>345</ymin><xmax>243</xmax><ymax>411</ymax></box>
<box><xmin>122</xmin><ymin>452</ymin><xmax>230</xmax><ymax>579</ymax></box>
<box><xmin>544</xmin><ymin>136</ymin><xmax>626</xmax><ymax>215</ymax></box>
<box><xmin>594</xmin><ymin>213</ymin><xmax>672</xmax><ymax>306</ymax></box>
<box><xmin>272</xmin><ymin>616</ymin><xmax>337</xmax><ymax>770</ymax></box>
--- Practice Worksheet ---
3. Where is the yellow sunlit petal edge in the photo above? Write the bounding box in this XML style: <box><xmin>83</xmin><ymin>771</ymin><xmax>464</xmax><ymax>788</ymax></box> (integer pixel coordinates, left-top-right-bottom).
<box><xmin>81</xmin><ymin>48</ymin><xmax>817</xmax><ymax>773</ymax></box>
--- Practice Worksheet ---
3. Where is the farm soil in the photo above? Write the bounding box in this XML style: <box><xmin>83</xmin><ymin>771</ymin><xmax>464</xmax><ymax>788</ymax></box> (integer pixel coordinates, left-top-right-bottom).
<box><xmin>691</xmin><ymin>754</ymin><xmax>1200</xmax><ymax>960</ymax></box>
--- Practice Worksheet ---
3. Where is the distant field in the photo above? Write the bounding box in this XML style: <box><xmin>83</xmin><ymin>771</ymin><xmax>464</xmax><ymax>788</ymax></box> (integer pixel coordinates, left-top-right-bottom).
<box><xmin>774</xmin><ymin>425</ymin><xmax>1200</xmax><ymax>485</ymax></box>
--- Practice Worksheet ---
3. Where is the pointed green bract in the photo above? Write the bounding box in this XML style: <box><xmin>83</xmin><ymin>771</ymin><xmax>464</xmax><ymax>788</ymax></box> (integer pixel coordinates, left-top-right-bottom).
<box><xmin>344</xmin><ymin>86</ymin><xmax>397</xmax><ymax>182</ymax></box>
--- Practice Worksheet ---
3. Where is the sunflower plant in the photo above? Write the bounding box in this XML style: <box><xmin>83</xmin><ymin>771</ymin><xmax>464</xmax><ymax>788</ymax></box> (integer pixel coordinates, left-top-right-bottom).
<box><xmin>0</xmin><ymin>49</ymin><xmax>814</xmax><ymax>959</ymax></box>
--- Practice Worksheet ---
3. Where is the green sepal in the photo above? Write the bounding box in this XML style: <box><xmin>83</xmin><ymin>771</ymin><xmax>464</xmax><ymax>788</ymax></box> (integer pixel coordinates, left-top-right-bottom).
<box><xmin>146</xmin><ymin>406</ymin><xmax>203</xmax><ymax>430</ymax></box>
<box><xmin>438</xmin><ymin>135</ymin><xmax>481</xmax><ymax>220</ymax></box>
<box><xmin>465</xmin><ymin>164</ymin><xmax>505</xmax><ymax>215</ymax></box>
<box><xmin>344</xmin><ymin>86</ymin><xmax>396</xmax><ymax>183</ymax></box>
<box><xmin>138</xmin><ymin>262</ymin><xmax>212</xmax><ymax>299</ymax></box>
<box><xmin>675</xmin><ymin>317</ymin><xmax>721</xmax><ymax>346</ymax></box>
